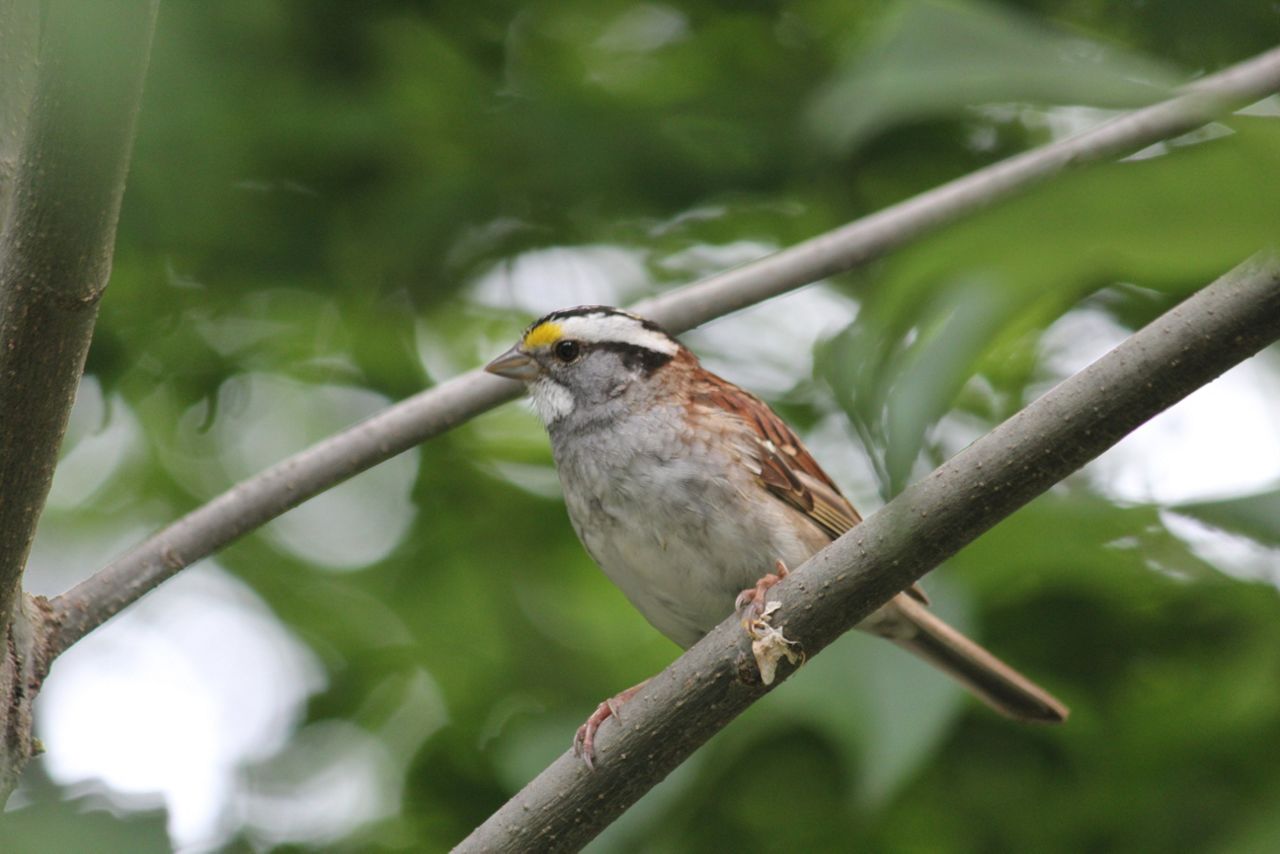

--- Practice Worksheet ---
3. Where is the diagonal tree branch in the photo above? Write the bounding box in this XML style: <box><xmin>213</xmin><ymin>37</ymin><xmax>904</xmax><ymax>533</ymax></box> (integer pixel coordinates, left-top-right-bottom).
<box><xmin>456</xmin><ymin>252</ymin><xmax>1280</xmax><ymax>853</ymax></box>
<box><xmin>636</xmin><ymin>46</ymin><xmax>1280</xmax><ymax>326</ymax></box>
<box><xmin>0</xmin><ymin>0</ymin><xmax>159</xmax><ymax>798</ymax></box>
<box><xmin>47</xmin><ymin>45</ymin><xmax>1280</xmax><ymax>658</ymax></box>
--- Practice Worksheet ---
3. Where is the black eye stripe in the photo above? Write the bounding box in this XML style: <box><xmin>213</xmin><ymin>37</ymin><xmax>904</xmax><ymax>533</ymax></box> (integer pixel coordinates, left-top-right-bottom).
<box><xmin>593</xmin><ymin>341</ymin><xmax>674</xmax><ymax>374</ymax></box>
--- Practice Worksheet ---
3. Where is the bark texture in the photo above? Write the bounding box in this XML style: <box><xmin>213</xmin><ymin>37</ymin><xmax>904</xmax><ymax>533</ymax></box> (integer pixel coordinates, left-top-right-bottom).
<box><xmin>0</xmin><ymin>0</ymin><xmax>159</xmax><ymax>800</ymax></box>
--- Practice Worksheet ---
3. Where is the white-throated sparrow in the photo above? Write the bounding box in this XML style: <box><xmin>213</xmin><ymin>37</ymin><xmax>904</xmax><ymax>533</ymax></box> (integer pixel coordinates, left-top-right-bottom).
<box><xmin>486</xmin><ymin>305</ymin><xmax>1066</xmax><ymax>766</ymax></box>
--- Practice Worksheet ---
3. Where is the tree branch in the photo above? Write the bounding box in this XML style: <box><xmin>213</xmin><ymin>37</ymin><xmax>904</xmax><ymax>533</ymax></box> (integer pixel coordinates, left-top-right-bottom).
<box><xmin>0</xmin><ymin>0</ymin><xmax>40</xmax><ymax>220</ymax></box>
<box><xmin>0</xmin><ymin>0</ymin><xmax>158</xmax><ymax>798</ymax></box>
<box><xmin>634</xmin><ymin>46</ymin><xmax>1280</xmax><ymax>327</ymax></box>
<box><xmin>455</xmin><ymin>252</ymin><xmax>1280</xmax><ymax>853</ymax></box>
<box><xmin>47</xmin><ymin>45</ymin><xmax>1280</xmax><ymax>658</ymax></box>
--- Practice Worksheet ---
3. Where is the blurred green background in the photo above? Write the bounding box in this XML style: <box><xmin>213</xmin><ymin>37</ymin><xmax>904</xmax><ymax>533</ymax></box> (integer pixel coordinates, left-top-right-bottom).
<box><xmin>5</xmin><ymin>0</ymin><xmax>1280</xmax><ymax>851</ymax></box>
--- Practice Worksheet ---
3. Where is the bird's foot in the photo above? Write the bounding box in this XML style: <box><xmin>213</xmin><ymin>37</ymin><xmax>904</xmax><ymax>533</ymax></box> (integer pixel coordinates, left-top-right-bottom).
<box><xmin>573</xmin><ymin>679</ymin><xmax>649</xmax><ymax>770</ymax></box>
<box><xmin>735</xmin><ymin>559</ymin><xmax>790</xmax><ymax>625</ymax></box>
<box><xmin>736</xmin><ymin>560</ymin><xmax>803</xmax><ymax>685</ymax></box>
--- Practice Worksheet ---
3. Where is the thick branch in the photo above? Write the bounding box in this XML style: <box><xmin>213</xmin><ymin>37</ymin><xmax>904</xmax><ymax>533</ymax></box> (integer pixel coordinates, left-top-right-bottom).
<box><xmin>0</xmin><ymin>0</ymin><xmax>158</xmax><ymax>642</ymax></box>
<box><xmin>456</xmin><ymin>252</ymin><xmax>1280</xmax><ymax>853</ymax></box>
<box><xmin>0</xmin><ymin>0</ymin><xmax>40</xmax><ymax>220</ymax></box>
<box><xmin>0</xmin><ymin>0</ymin><xmax>158</xmax><ymax>796</ymax></box>
<box><xmin>48</xmin><ymin>45</ymin><xmax>1280</xmax><ymax>657</ymax></box>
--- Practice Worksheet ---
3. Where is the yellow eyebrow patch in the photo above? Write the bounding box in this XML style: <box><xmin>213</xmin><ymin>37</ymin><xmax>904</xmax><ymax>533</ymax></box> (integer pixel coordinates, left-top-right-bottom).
<box><xmin>523</xmin><ymin>321</ymin><xmax>563</xmax><ymax>349</ymax></box>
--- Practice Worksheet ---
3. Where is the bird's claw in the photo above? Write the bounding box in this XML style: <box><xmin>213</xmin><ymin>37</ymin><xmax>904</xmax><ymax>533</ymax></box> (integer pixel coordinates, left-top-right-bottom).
<box><xmin>737</xmin><ymin>560</ymin><xmax>803</xmax><ymax>685</ymax></box>
<box><xmin>735</xmin><ymin>559</ymin><xmax>790</xmax><ymax>626</ymax></box>
<box><xmin>572</xmin><ymin>680</ymin><xmax>649</xmax><ymax>770</ymax></box>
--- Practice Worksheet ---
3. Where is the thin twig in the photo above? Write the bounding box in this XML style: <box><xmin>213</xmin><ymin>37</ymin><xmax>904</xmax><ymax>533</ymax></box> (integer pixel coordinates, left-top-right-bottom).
<box><xmin>455</xmin><ymin>252</ymin><xmax>1280</xmax><ymax>853</ymax></box>
<box><xmin>634</xmin><ymin>45</ymin><xmax>1280</xmax><ymax>327</ymax></box>
<box><xmin>48</xmin><ymin>45</ymin><xmax>1280</xmax><ymax>656</ymax></box>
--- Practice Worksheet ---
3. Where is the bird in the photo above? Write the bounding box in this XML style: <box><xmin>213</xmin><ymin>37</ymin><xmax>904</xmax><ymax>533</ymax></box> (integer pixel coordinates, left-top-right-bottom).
<box><xmin>485</xmin><ymin>304</ymin><xmax>1066</xmax><ymax>767</ymax></box>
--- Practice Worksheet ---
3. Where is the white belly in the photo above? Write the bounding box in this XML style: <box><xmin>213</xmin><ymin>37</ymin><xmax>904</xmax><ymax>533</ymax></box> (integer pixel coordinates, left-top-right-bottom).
<box><xmin>556</xmin><ymin>437</ymin><xmax>825</xmax><ymax>649</ymax></box>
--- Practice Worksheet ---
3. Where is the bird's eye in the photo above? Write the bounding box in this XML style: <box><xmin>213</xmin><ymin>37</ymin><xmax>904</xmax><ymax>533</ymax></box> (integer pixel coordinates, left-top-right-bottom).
<box><xmin>553</xmin><ymin>340</ymin><xmax>581</xmax><ymax>362</ymax></box>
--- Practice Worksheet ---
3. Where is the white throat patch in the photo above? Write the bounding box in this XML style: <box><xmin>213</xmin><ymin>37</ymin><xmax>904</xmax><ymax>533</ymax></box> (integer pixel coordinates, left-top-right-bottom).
<box><xmin>529</xmin><ymin>377</ymin><xmax>575</xmax><ymax>424</ymax></box>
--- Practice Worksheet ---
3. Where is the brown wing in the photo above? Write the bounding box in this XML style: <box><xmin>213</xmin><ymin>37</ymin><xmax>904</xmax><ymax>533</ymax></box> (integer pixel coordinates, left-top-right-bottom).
<box><xmin>691</xmin><ymin>371</ymin><xmax>859</xmax><ymax>538</ymax></box>
<box><xmin>691</xmin><ymin>368</ymin><xmax>929</xmax><ymax>604</ymax></box>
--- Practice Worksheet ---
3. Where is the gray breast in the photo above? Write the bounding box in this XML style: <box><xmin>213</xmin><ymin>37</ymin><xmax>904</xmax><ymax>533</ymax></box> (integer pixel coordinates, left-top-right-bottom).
<box><xmin>548</xmin><ymin>404</ymin><xmax>822</xmax><ymax>648</ymax></box>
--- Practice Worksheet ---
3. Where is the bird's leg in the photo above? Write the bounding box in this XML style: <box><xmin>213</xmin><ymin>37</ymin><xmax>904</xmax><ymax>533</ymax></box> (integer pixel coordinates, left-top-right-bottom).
<box><xmin>735</xmin><ymin>559</ymin><xmax>803</xmax><ymax>685</ymax></box>
<box><xmin>573</xmin><ymin>678</ymin><xmax>650</xmax><ymax>770</ymax></box>
<box><xmin>735</xmin><ymin>558</ymin><xmax>790</xmax><ymax>626</ymax></box>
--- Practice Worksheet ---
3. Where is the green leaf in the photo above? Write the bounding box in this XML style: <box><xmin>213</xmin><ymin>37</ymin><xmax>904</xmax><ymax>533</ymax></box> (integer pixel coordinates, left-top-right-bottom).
<box><xmin>1174</xmin><ymin>489</ymin><xmax>1280</xmax><ymax>547</ymax></box>
<box><xmin>809</xmin><ymin>0</ymin><xmax>1179</xmax><ymax>151</ymax></box>
<box><xmin>822</xmin><ymin>119</ymin><xmax>1280</xmax><ymax>494</ymax></box>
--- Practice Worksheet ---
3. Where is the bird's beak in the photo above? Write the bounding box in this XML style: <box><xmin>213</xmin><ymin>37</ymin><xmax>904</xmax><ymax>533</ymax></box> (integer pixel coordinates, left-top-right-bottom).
<box><xmin>485</xmin><ymin>346</ymin><xmax>541</xmax><ymax>382</ymax></box>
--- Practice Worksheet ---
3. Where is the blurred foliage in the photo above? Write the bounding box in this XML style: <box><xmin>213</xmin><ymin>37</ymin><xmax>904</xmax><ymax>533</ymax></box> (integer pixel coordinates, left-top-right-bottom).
<box><xmin>1178</xmin><ymin>489</ymin><xmax>1280</xmax><ymax>549</ymax></box>
<box><xmin>826</xmin><ymin>116</ymin><xmax>1280</xmax><ymax>491</ymax></box>
<box><xmin>5</xmin><ymin>0</ymin><xmax>1280</xmax><ymax>852</ymax></box>
<box><xmin>808</xmin><ymin>0</ymin><xmax>1179</xmax><ymax>151</ymax></box>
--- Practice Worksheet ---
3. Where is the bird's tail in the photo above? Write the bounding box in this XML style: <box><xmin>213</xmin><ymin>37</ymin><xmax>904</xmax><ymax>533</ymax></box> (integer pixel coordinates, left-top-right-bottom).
<box><xmin>869</xmin><ymin>593</ymin><xmax>1068</xmax><ymax>724</ymax></box>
